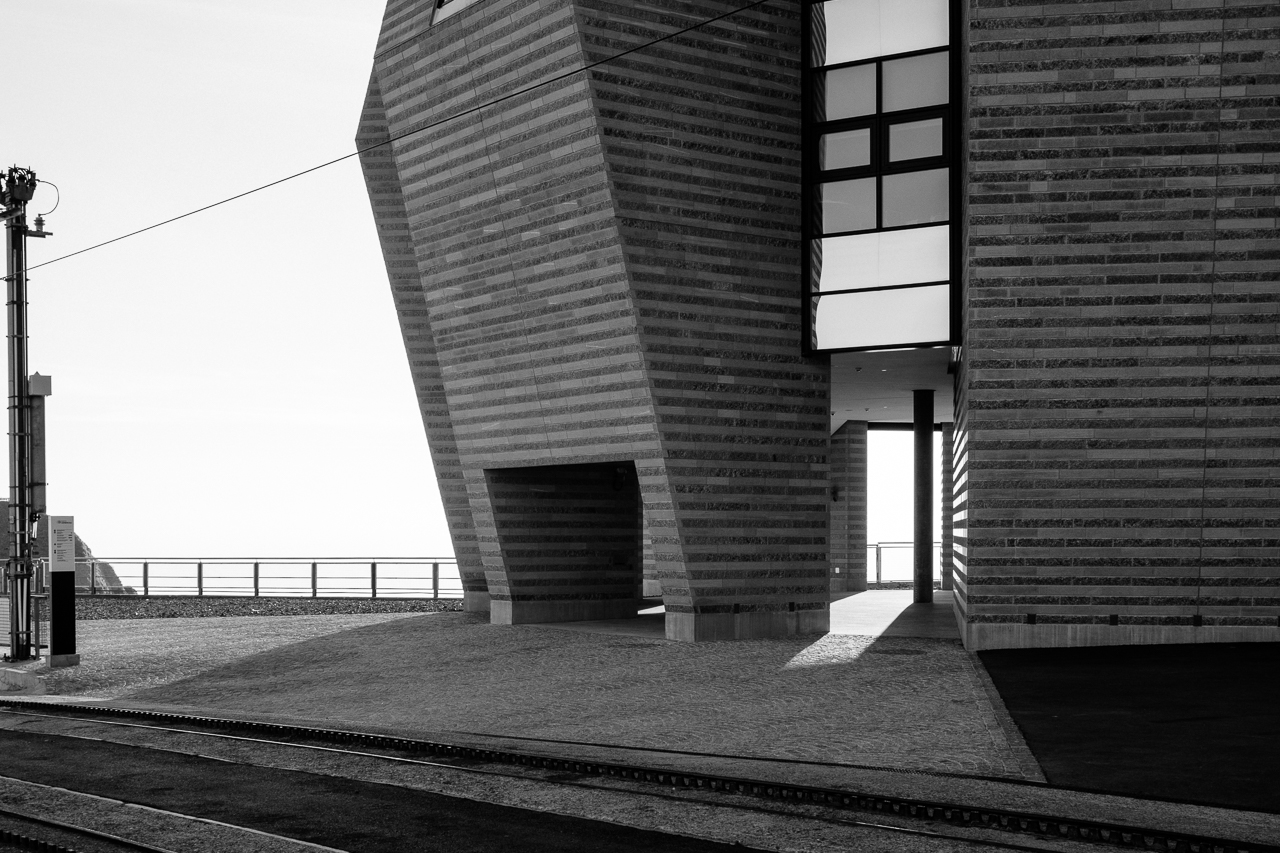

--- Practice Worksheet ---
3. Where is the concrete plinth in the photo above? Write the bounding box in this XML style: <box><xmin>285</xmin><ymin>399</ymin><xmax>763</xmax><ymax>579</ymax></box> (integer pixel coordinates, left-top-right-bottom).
<box><xmin>961</xmin><ymin>620</ymin><xmax>1280</xmax><ymax>651</ymax></box>
<box><xmin>664</xmin><ymin>608</ymin><xmax>830</xmax><ymax>642</ymax></box>
<box><xmin>491</xmin><ymin>598</ymin><xmax>642</xmax><ymax>625</ymax></box>
<box><xmin>49</xmin><ymin>654</ymin><xmax>80</xmax><ymax>668</ymax></box>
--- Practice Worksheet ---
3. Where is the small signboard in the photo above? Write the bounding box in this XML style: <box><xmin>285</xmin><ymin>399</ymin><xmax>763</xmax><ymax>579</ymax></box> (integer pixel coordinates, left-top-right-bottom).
<box><xmin>49</xmin><ymin>516</ymin><xmax>75</xmax><ymax>573</ymax></box>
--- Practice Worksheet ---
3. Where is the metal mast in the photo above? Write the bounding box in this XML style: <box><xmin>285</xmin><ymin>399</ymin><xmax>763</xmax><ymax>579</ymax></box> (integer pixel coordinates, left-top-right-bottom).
<box><xmin>2</xmin><ymin>167</ymin><xmax>42</xmax><ymax>661</ymax></box>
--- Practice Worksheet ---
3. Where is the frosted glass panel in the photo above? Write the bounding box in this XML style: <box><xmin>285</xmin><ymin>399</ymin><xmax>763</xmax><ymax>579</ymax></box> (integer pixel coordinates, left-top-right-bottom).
<box><xmin>812</xmin><ymin>285</ymin><xmax>950</xmax><ymax>350</ymax></box>
<box><xmin>821</xmin><ymin>178</ymin><xmax>877</xmax><ymax>234</ymax></box>
<box><xmin>819</xmin><ymin>0</ymin><xmax>948</xmax><ymax>66</ymax></box>
<box><xmin>882</xmin><ymin>51</ymin><xmax>949</xmax><ymax>112</ymax></box>
<box><xmin>821</xmin><ymin>128</ymin><xmax>872</xmax><ymax>171</ymax></box>
<box><xmin>883</xmin><ymin>169</ymin><xmax>949</xmax><ymax>227</ymax></box>
<box><xmin>889</xmin><ymin>118</ymin><xmax>943</xmax><ymax>162</ymax></box>
<box><xmin>822</xmin><ymin>64</ymin><xmax>876</xmax><ymax>121</ymax></box>
<box><xmin>812</xmin><ymin>226</ymin><xmax>949</xmax><ymax>291</ymax></box>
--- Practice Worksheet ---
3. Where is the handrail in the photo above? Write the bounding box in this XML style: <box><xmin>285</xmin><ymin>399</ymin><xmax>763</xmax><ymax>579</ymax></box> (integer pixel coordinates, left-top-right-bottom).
<box><xmin>59</xmin><ymin>557</ymin><xmax>462</xmax><ymax>600</ymax></box>
<box><xmin>864</xmin><ymin>541</ymin><xmax>945</xmax><ymax>584</ymax></box>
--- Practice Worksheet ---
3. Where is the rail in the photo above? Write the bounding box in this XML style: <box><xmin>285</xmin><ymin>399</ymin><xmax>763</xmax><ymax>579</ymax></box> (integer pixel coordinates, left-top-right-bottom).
<box><xmin>68</xmin><ymin>558</ymin><xmax>462</xmax><ymax>599</ymax></box>
<box><xmin>865</xmin><ymin>541</ymin><xmax>944</xmax><ymax>584</ymax></box>
<box><xmin>54</xmin><ymin>547</ymin><xmax>935</xmax><ymax>596</ymax></box>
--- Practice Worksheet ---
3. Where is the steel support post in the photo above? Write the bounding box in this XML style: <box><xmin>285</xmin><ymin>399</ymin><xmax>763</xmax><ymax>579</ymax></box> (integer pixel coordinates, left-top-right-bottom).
<box><xmin>913</xmin><ymin>390</ymin><xmax>934</xmax><ymax>604</ymax></box>
<box><xmin>4</xmin><ymin>170</ymin><xmax>35</xmax><ymax>661</ymax></box>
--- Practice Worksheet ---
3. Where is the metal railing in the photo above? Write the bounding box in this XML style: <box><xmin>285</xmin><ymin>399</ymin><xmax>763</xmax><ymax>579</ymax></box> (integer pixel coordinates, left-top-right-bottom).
<box><xmin>75</xmin><ymin>558</ymin><xmax>462</xmax><ymax>599</ymax></box>
<box><xmin>865</xmin><ymin>541</ymin><xmax>944</xmax><ymax>584</ymax></box>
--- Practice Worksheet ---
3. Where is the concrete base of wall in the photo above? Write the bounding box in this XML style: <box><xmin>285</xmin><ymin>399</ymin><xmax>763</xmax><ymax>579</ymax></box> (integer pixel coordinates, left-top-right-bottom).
<box><xmin>49</xmin><ymin>653</ymin><xmax>80</xmax><ymax>668</ymax></box>
<box><xmin>491</xmin><ymin>598</ymin><xmax>642</xmax><ymax>625</ymax></box>
<box><xmin>463</xmin><ymin>590</ymin><xmax>490</xmax><ymax>613</ymax></box>
<box><xmin>962</xmin><ymin>621</ymin><xmax>1280</xmax><ymax>651</ymax></box>
<box><xmin>642</xmin><ymin>580</ymin><xmax>662</xmax><ymax>597</ymax></box>
<box><xmin>665</xmin><ymin>608</ymin><xmax>830</xmax><ymax>642</ymax></box>
<box><xmin>0</xmin><ymin>666</ymin><xmax>43</xmax><ymax>692</ymax></box>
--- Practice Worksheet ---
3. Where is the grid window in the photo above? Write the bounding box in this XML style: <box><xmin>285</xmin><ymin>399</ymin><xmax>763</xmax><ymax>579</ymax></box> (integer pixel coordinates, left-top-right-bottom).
<box><xmin>805</xmin><ymin>0</ymin><xmax>955</xmax><ymax>352</ymax></box>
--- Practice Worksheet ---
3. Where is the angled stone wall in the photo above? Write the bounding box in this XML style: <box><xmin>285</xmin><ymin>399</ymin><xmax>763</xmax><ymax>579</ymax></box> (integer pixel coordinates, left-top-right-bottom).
<box><xmin>359</xmin><ymin>0</ymin><xmax>829</xmax><ymax>640</ymax></box>
<box><xmin>356</xmin><ymin>71</ymin><xmax>487</xmax><ymax>609</ymax></box>
<box><xmin>576</xmin><ymin>0</ymin><xmax>830</xmax><ymax>639</ymax></box>
<box><xmin>960</xmin><ymin>1</ymin><xmax>1280</xmax><ymax>648</ymax></box>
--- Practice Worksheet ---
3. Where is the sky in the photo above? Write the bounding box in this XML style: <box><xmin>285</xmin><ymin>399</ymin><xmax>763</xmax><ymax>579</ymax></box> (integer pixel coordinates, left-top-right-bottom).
<box><xmin>6</xmin><ymin>0</ymin><xmax>934</xmax><ymax>562</ymax></box>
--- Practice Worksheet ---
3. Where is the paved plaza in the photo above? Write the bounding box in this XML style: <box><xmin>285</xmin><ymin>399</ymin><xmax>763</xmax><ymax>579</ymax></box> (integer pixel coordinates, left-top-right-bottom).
<box><xmin>12</xmin><ymin>591</ymin><xmax>1034</xmax><ymax>779</ymax></box>
<box><xmin>6</xmin><ymin>591</ymin><xmax>1279</xmax><ymax>845</ymax></box>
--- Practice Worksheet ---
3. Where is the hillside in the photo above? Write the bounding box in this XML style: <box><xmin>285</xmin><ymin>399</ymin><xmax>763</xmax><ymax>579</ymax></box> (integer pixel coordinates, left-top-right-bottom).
<box><xmin>0</xmin><ymin>503</ymin><xmax>132</xmax><ymax>593</ymax></box>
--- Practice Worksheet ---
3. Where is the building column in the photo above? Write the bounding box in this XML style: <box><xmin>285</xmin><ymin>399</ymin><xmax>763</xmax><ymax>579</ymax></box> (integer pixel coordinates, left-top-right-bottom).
<box><xmin>940</xmin><ymin>423</ymin><xmax>955</xmax><ymax>592</ymax></box>
<box><xmin>829</xmin><ymin>421</ymin><xmax>868</xmax><ymax>594</ymax></box>
<box><xmin>913</xmin><ymin>390</ymin><xmax>934</xmax><ymax>604</ymax></box>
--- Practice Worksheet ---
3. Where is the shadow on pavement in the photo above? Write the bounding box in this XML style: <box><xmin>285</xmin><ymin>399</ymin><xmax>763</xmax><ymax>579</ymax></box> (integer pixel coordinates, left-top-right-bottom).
<box><xmin>979</xmin><ymin>642</ymin><xmax>1280</xmax><ymax>814</ymax></box>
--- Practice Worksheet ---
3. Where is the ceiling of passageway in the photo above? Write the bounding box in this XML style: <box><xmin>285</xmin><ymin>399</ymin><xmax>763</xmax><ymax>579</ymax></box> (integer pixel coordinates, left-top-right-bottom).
<box><xmin>830</xmin><ymin>346</ymin><xmax>954</xmax><ymax>432</ymax></box>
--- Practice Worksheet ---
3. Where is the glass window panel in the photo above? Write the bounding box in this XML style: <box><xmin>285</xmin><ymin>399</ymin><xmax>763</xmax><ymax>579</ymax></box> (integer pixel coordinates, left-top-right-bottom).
<box><xmin>889</xmin><ymin>117</ymin><xmax>943</xmax><ymax>162</ymax></box>
<box><xmin>818</xmin><ymin>0</ymin><xmax>880</xmax><ymax>65</ymax></box>
<box><xmin>812</xmin><ymin>284</ymin><xmax>950</xmax><ymax>350</ymax></box>
<box><xmin>880</xmin><ymin>0</ymin><xmax>949</xmax><ymax>58</ymax></box>
<box><xmin>817</xmin><ymin>0</ymin><xmax>948</xmax><ymax>66</ymax></box>
<box><xmin>434</xmin><ymin>0</ymin><xmax>480</xmax><ymax>22</ymax></box>
<box><xmin>821</xmin><ymin>178</ymin><xmax>877</xmax><ymax>234</ymax></box>
<box><xmin>821</xmin><ymin>128</ymin><xmax>872</xmax><ymax>171</ymax></box>
<box><xmin>812</xmin><ymin>226</ymin><xmax>949</xmax><ymax>291</ymax></box>
<box><xmin>882</xmin><ymin>51</ymin><xmax>949</xmax><ymax>112</ymax></box>
<box><xmin>883</xmin><ymin>168</ymin><xmax>949</xmax><ymax>227</ymax></box>
<box><xmin>822</xmin><ymin>64</ymin><xmax>876</xmax><ymax>121</ymax></box>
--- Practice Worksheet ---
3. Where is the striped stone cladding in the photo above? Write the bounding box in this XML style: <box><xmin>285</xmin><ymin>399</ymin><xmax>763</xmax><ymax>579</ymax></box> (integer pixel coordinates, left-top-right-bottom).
<box><xmin>952</xmin><ymin>344</ymin><xmax>973</xmax><ymax>624</ymax></box>
<box><xmin>829</xmin><ymin>421</ymin><xmax>867</xmax><ymax>593</ymax></box>
<box><xmin>941</xmin><ymin>423</ymin><xmax>955</xmax><ymax>592</ymax></box>
<box><xmin>960</xmin><ymin>0</ymin><xmax>1280</xmax><ymax>648</ymax></box>
<box><xmin>361</xmin><ymin>0</ymin><xmax>830</xmax><ymax>639</ymax></box>
<box><xmin>356</xmin><ymin>72</ymin><xmax>488</xmax><ymax>608</ymax></box>
<box><xmin>576</xmin><ymin>0</ymin><xmax>832</xmax><ymax>638</ymax></box>
<box><xmin>364</xmin><ymin>0</ymin><xmax>664</xmax><ymax>623</ymax></box>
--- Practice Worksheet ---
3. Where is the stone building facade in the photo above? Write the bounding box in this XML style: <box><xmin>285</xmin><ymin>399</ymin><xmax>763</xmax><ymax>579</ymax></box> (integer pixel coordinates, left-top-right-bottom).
<box><xmin>359</xmin><ymin>0</ymin><xmax>1280</xmax><ymax>648</ymax></box>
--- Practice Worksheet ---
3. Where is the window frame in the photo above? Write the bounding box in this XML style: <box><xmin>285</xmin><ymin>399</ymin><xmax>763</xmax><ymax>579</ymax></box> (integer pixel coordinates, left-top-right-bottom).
<box><xmin>801</xmin><ymin>1</ymin><xmax>962</xmax><ymax>355</ymax></box>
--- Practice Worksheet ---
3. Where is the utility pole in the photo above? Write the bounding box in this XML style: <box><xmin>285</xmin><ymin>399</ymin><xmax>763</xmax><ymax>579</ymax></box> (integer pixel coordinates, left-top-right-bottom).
<box><xmin>2</xmin><ymin>167</ymin><xmax>50</xmax><ymax>661</ymax></box>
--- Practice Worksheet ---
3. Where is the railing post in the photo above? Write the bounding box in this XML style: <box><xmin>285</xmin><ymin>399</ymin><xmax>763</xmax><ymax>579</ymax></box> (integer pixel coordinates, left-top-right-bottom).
<box><xmin>90</xmin><ymin>562</ymin><xmax>97</xmax><ymax>596</ymax></box>
<box><xmin>432</xmin><ymin>562</ymin><xmax>439</xmax><ymax>599</ymax></box>
<box><xmin>311</xmin><ymin>562</ymin><xmax>318</xmax><ymax>598</ymax></box>
<box><xmin>370</xmin><ymin>562</ymin><xmax>377</xmax><ymax>598</ymax></box>
<box><xmin>875</xmin><ymin>545</ymin><xmax>882</xmax><ymax>584</ymax></box>
<box><xmin>197</xmin><ymin>561</ymin><xmax>204</xmax><ymax>597</ymax></box>
<box><xmin>143</xmin><ymin>561</ymin><xmax>149</xmax><ymax>597</ymax></box>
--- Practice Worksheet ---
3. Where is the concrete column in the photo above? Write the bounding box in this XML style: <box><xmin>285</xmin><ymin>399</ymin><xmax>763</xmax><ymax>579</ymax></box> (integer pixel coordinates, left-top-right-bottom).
<box><xmin>829</xmin><ymin>421</ymin><xmax>868</xmax><ymax>593</ymax></box>
<box><xmin>940</xmin><ymin>424</ymin><xmax>955</xmax><ymax>592</ymax></box>
<box><xmin>913</xmin><ymin>390</ymin><xmax>934</xmax><ymax>604</ymax></box>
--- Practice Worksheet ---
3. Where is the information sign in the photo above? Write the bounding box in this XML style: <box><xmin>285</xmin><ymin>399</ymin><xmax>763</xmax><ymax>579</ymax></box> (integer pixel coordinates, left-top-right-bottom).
<box><xmin>49</xmin><ymin>515</ymin><xmax>75</xmax><ymax>573</ymax></box>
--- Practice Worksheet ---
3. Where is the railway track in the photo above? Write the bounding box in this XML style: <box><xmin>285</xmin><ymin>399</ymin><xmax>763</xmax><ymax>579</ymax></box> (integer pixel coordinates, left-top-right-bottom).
<box><xmin>0</xmin><ymin>804</ymin><xmax>175</xmax><ymax>853</ymax></box>
<box><xmin>0</xmin><ymin>698</ymin><xmax>1272</xmax><ymax>853</ymax></box>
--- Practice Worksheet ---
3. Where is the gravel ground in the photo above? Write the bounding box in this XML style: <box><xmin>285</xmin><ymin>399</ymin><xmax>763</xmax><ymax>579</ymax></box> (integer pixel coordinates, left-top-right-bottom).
<box><xmin>75</xmin><ymin>595</ymin><xmax>462</xmax><ymax>620</ymax></box>
<box><xmin>6</xmin><ymin>613</ymin><xmax>425</xmax><ymax>699</ymax></box>
<box><xmin>107</xmin><ymin>612</ymin><xmax>1033</xmax><ymax>778</ymax></box>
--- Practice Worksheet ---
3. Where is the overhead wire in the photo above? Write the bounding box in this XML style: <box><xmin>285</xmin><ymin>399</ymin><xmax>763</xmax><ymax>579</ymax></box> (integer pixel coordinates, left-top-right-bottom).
<box><xmin>26</xmin><ymin>0</ymin><xmax>774</xmax><ymax>274</ymax></box>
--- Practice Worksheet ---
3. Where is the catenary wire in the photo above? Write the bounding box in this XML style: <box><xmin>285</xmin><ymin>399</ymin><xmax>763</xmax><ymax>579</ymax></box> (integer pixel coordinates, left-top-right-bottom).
<box><xmin>25</xmin><ymin>0</ymin><xmax>775</xmax><ymax>275</ymax></box>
